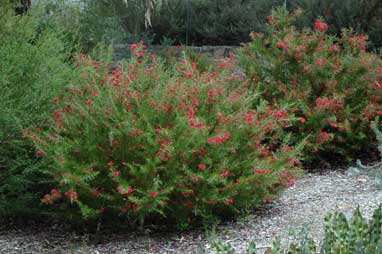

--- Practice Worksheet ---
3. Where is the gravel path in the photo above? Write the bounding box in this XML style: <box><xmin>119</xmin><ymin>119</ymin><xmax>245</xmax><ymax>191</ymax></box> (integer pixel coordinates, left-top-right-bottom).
<box><xmin>1</xmin><ymin>171</ymin><xmax>381</xmax><ymax>254</ymax></box>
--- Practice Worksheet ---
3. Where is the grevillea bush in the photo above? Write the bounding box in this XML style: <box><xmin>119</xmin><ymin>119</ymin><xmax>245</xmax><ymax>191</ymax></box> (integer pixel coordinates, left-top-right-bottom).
<box><xmin>25</xmin><ymin>42</ymin><xmax>301</xmax><ymax>225</ymax></box>
<box><xmin>238</xmin><ymin>8</ymin><xmax>382</xmax><ymax>162</ymax></box>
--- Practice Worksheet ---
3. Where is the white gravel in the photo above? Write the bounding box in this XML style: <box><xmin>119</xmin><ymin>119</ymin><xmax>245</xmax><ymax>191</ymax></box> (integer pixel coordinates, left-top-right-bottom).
<box><xmin>1</xmin><ymin>171</ymin><xmax>381</xmax><ymax>254</ymax></box>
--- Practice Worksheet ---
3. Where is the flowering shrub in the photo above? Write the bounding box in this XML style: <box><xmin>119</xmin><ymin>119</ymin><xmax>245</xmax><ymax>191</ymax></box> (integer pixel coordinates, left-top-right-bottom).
<box><xmin>25</xmin><ymin>42</ymin><xmax>301</xmax><ymax>225</ymax></box>
<box><xmin>238</xmin><ymin>7</ymin><xmax>382</xmax><ymax>162</ymax></box>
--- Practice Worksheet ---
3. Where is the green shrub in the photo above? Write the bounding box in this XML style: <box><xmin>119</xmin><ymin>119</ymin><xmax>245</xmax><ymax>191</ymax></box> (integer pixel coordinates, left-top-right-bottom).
<box><xmin>0</xmin><ymin>0</ymin><xmax>75</xmax><ymax>218</ymax></box>
<box><xmin>238</xmin><ymin>7</ymin><xmax>382</xmax><ymax>163</ymax></box>
<box><xmin>25</xmin><ymin>43</ymin><xmax>301</xmax><ymax>226</ymax></box>
<box><xmin>150</xmin><ymin>0</ymin><xmax>284</xmax><ymax>45</ymax></box>
<box><xmin>31</xmin><ymin>0</ymin><xmax>127</xmax><ymax>53</ymax></box>
<box><xmin>290</xmin><ymin>0</ymin><xmax>382</xmax><ymax>51</ymax></box>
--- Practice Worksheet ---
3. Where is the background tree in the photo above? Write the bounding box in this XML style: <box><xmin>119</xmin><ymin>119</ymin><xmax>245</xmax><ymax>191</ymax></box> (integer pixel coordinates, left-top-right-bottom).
<box><xmin>14</xmin><ymin>0</ymin><xmax>31</xmax><ymax>14</ymax></box>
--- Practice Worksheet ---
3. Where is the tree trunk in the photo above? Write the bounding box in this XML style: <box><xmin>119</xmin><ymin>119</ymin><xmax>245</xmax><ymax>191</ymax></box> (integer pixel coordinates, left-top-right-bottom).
<box><xmin>15</xmin><ymin>0</ymin><xmax>31</xmax><ymax>15</ymax></box>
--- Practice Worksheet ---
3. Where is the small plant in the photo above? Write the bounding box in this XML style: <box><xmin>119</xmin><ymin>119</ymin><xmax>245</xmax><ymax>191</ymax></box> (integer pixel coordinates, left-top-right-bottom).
<box><xmin>211</xmin><ymin>206</ymin><xmax>382</xmax><ymax>254</ymax></box>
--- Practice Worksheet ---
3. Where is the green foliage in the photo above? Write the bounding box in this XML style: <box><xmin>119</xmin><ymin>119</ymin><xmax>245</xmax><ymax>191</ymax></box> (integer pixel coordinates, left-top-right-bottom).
<box><xmin>32</xmin><ymin>0</ymin><xmax>285</xmax><ymax>48</ymax></box>
<box><xmin>150</xmin><ymin>0</ymin><xmax>285</xmax><ymax>45</ymax></box>
<box><xmin>0</xmin><ymin>0</ymin><xmax>75</xmax><ymax>218</ymax></box>
<box><xmin>25</xmin><ymin>43</ymin><xmax>301</xmax><ymax>226</ymax></box>
<box><xmin>238</xmin><ymin>7</ymin><xmax>382</xmax><ymax>163</ymax></box>
<box><xmin>211</xmin><ymin>206</ymin><xmax>382</xmax><ymax>254</ymax></box>
<box><xmin>32</xmin><ymin>0</ymin><xmax>127</xmax><ymax>52</ymax></box>
<box><xmin>31</xmin><ymin>0</ymin><xmax>382</xmax><ymax>51</ymax></box>
<box><xmin>288</xmin><ymin>207</ymin><xmax>382</xmax><ymax>254</ymax></box>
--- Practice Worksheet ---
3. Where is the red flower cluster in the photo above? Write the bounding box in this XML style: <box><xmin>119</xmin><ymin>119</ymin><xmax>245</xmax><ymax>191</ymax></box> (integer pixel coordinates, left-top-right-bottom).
<box><xmin>276</xmin><ymin>41</ymin><xmax>289</xmax><ymax>50</ymax></box>
<box><xmin>207</xmin><ymin>132</ymin><xmax>230</xmax><ymax>145</ymax></box>
<box><xmin>64</xmin><ymin>189</ymin><xmax>78</xmax><ymax>200</ymax></box>
<box><xmin>314</xmin><ymin>19</ymin><xmax>328</xmax><ymax>33</ymax></box>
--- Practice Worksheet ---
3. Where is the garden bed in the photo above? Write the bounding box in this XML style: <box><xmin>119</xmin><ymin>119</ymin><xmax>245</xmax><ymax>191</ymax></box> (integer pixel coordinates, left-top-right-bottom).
<box><xmin>1</xmin><ymin>170</ymin><xmax>381</xmax><ymax>254</ymax></box>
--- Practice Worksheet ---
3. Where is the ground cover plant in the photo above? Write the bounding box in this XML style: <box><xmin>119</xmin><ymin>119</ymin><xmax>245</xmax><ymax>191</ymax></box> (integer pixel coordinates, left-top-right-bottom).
<box><xmin>211</xmin><ymin>206</ymin><xmax>382</xmax><ymax>254</ymax></box>
<box><xmin>238</xmin><ymin>7</ymin><xmax>382</xmax><ymax>163</ymax></box>
<box><xmin>24</xmin><ymin>42</ymin><xmax>302</xmax><ymax>226</ymax></box>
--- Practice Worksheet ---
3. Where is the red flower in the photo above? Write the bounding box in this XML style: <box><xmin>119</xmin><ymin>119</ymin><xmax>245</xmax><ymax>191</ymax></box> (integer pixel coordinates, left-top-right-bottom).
<box><xmin>42</xmin><ymin>194</ymin><xmax>51</xmax><ymax>204</ymax></box>
<box><xmin>315</xmin><ymin>57</ymin><xmax>327</xmax><ymax>67</ymax></box>
<box><xmin>149</xmin><ymin>191</ymin><xmax>159</xmax><ymax>198</ymax></box>
<box><xmin>53</xmin><ymin>110</ymin><xmax>60</xmax><ymax>119</ymax></box>
<box><xmin>36</xmin><ymin>150</ymin><xmax>46</xmax><ymax>156</ymax></box>
<box><xmin>86</xmin><ymin>99</ymin><xmax>93</xmax><ymax>105</ymax></box>
<box><xmin>207</xmin><ymin>132</ymin><xmax>230</xmax><ymax>145</ymax></box>
<box><xmin>91</xmin><ymin>188</ymin><xmax>100</xmax><ymax>196</ymax></box>
<box><xmin>130</xmin><ymin>43</ymin><xmax>137</xmax><ymax>52</ymax></box>
<box><xmin>191</xmin><ymin>98</ymin><xmax>199</xmax><ymax>107</ymax></box>
<box><xmin>314</xmin><ymin>19</ymin><xmax>328</xmax><ymax>33</ymax></box>
<box><xmin>198</xmin><ymin>164</ymin><xmax>206</xmax><ymax>170</ymax></box>
<box><xmin>220</xmin><ymin>171</ymin><xmax>228</xmax><ymax>178</ymax></box>
<box><xmin>185</xmin><ymin>73</ymin><xmax>192</xmax><ymax>78</ymax></box>
<box><xmin>224</xmin><ymin>198</ymin><xmax>233</xmax><ymax>205</ymax></box>
<box><xmin>264</xmin><ymin>196</ymin><xmax>271</xmax><ymax>202</ymax></box>
<box><xmin>107</xmin><ymin>161</ymin><xmax>113</xmax><ymax>167</ymax></box>
<box><xmin>276</xmin><ymin>41</ymin><xmax>289</xmax><ymax>49</ymax></box>
<box><xmin>219</xmin><ymin>62</ymin><xmax>226</xmax><ymax>68</ymax></box>
<box><xmin>266</xmin><ymin>15</ymin><xmax>272</xmax><ymax>24</ymax></box>
<box><xmin>112</xmin><ymin>171</ymin><xmax>120</xmax><ymax>177</ymax></box>
<box><xmin>124</xmin><ymin>103</ymin><xmax>131</xmax><ymax>110</ymax></box>
<box><xmin>64</xmin><ymin>189</ymin><xmax>78</xmax><ymax>200</ymax></box>
<box><xmin>117</xmin><ymin>185</ymin><xmax>134</xmax><ymax>195</ymax></box>
<box><xmin>53</xmin><ymin>97</ymin><xmax>59</xmax><ymax>104</ymax></box>
<box><xmin>185</xmin><ymin>201</ymin><xmax>194</xmax><ymax>208</ymax></box>
<box><xmin>330</xmin><ymin>44</ymin><xmax>339</xmax><ymax>52</ymax></box>
<box><xmin>254</xmin><ymin>168</ymin><xmax>267</xmax><ymax>175</ymax></box>
<box><xmin>316</xmin><ymin>131</ymin><xmax>331</xmax><ymax>144</ymax></box>
<box><xmin>299</xmin><ymin>117</ymin><xmax>306</xmax><ymax>123</ymax></box>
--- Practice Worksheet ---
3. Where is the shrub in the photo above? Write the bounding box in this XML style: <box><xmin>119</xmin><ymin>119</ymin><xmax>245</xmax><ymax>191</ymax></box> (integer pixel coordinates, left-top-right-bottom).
<box><xmin>238</xmin><ymin>7</ymin><xmax>382</xmax><ymax>163</ymax></box>
<box><xmin>211</xmin><ymin>206</ymin><xmax>382</xmax><ymax>254</ymax></box>
<box><xmin>150</xmin><ymin>0</ymin><xmax>285</xmax><ymax>45</ymax></box>
<box><xmin>0</xmin><ymin>0</ymin><xmax>75</xmax><ymax>218</ymax></box>
<box><xmin>25</xmin><ymin>43</ymin><xmax>301</xmax><ymax>226</ymax></box>
<box><xmin>290</xmin><ymin>0</ymin><xmax>382</xmax><ymax>51</ymax></box>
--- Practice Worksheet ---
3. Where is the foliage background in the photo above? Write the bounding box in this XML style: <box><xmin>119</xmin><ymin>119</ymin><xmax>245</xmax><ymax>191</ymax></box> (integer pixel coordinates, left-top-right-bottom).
<box><xmin>34</xmin><ymin>0</ymin><xmax>382</xmax><ymax>50</ymax></box>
